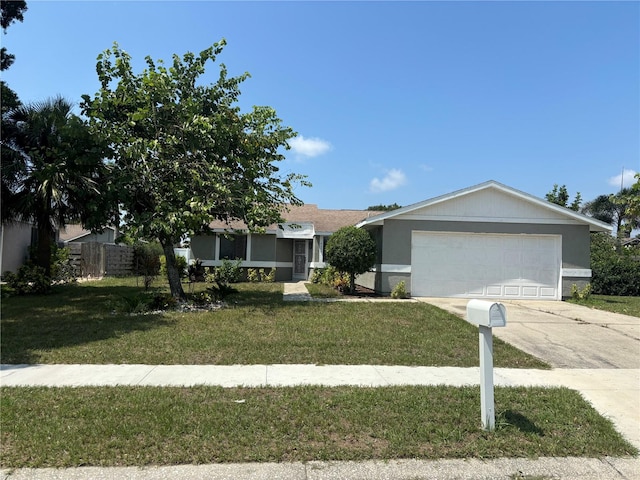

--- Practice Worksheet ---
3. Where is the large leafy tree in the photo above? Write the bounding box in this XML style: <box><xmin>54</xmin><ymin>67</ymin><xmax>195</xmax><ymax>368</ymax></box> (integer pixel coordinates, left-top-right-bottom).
<box><xmin>325</xmin><ymin>226</ymin><xmax>377</xmax><ymax>294</ymax></box>
<box><xmin>1</xmin><ymin>96</ymin><xmax>109</xmax><ymax>276</ymax></box>
<box><xmin>81</xmin><ymin>41</ymin><xmax>309</xmax><ymax>299</ymax></box>
<box><xmin>1</xmin><ymin>0</ymin><xmax>27</xmax><ymax>112</ymax></box>
<box><xmin>1</xmin><ymin>0</ymin><xmax>27</xmax><ymax>71</ymax></box>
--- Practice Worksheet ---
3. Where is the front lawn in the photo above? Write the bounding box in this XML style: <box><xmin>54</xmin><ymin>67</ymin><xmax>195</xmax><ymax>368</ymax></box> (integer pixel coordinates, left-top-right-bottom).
<box><xmin>567</xmin><ymin>294</ymin><xmax>640</xmax><ymax>317</ymax></box>
<box><xmin>1</xmin><ymin>385</ymin><xmax>635</xmax><ymax>468</ymax></box>
<box><xmin>0</xmin><ymin>278</ymin><xmax>548</xmax><ymax>368</ymax></box>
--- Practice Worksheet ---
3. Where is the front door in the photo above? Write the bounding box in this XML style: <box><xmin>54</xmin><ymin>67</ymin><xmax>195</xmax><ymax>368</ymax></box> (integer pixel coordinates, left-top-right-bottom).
<box><xmin>293</xmin><ymin>240</ymin><xmax>307</xmax><ymax>280</ymax></box>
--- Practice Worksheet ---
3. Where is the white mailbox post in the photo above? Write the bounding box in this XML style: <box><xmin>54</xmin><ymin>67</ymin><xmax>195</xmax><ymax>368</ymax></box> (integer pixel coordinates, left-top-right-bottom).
<box><xmin>466</xmin><ymin>299</ymin><xmax>507</xmax><ymax>431</ymax></box>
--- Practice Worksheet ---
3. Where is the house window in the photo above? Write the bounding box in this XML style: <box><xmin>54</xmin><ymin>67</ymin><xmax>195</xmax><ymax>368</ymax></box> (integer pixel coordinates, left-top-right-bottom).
<box><xmin>321</xmin><ymin>236</ymin><xmax>331</xmax><ymax>263</ymax></box>
<box><xmin>219</xmin><ymin>235</ymin><xmax>247</xmax><ymax>260</ymax></box>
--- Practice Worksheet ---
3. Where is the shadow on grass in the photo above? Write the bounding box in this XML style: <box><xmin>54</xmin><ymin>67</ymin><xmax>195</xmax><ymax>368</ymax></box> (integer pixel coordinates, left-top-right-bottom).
<box><xmin>501</xmin><ymin>410</ymin><xmax>545</xmax><ymax>436</ymax></box>
<box><xmin>601</xmin><ymin>298</ymin><xmax>627</xmax><ymax>305</ymax></box>
<box><xmin>224</xmin><ymin>284</ymin><xmax>285</xmax><ymax>308</ymax></box>
<box><xmin>0</xmin><ymin>283</ymin><xmax>171</xmax><ymax>364</ymax></box>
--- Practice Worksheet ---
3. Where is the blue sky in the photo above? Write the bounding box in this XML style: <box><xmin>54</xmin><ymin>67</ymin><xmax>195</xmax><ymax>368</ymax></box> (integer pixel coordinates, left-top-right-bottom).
<box><xmin>3</xmin><ymin>1</ymin><xmax>639</xmax><ymax>210</ymax></box>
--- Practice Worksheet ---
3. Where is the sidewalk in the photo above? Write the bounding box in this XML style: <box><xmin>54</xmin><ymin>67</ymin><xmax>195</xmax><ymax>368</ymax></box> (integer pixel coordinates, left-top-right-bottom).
<box><xmin>2</xmin><ymin>457</ymin><xmax>638</xmax><ymax>480</ymax></box>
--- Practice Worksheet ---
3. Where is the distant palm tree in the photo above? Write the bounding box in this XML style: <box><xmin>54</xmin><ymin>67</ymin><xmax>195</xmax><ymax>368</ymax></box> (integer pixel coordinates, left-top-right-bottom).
<box><xmin>581</xmin><ymin>189</ymin><xmax>639</xmax><ymax>238</ymax></box>
<box><xmin>1</xmin><ymin>96</ymin><xmax>108</xmax><ymax>276</ymax></box>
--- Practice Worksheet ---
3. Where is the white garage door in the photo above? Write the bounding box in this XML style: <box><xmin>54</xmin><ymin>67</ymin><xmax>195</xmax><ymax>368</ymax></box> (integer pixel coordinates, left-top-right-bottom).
<box><xmin>411</xmin><ymin>232</ymin><xmax>560</xmax><ymax>299</ymax></box>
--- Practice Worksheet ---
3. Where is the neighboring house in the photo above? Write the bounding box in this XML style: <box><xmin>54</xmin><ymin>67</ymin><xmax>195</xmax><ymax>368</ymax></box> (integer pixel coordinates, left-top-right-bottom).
<box><xmin>189</xmin><ymin>205</ymin><xmax>383</xmax><ymax>282</ymax></box>
<box><xmin>0</xmin><ymin>223</ymin><xmax>118</xmax><ymax>274</ymax></box>
<box><xmin>621</xmin><ymin>237</ymin><xmax>640</xmax><ymax>249</ymax></box>
<box><xmin>0</xmin><ymin>221</ymin><xmax>35</xmax><ymax>274</ymax></box>
<box><xmin>58</xmin><ymin>225</ymin><xmax>117</xmax><ymax>244</ymax></box>
<box><xmin>356</xmin><ymin>180</ymin><xmax>611</xmax><ymax>300</ymax></box>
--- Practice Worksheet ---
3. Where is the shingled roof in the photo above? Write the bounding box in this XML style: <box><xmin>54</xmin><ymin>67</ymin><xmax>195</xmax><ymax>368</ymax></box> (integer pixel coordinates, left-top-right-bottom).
<box><xmin>58</xmin><ymin>225</ymin><xmax>117</xmax><ymax>242</ymax></box>
<box><xmin>207</xmin><ymin>204</ymin><xmax>384</xmax><ymax>234</ymax></box>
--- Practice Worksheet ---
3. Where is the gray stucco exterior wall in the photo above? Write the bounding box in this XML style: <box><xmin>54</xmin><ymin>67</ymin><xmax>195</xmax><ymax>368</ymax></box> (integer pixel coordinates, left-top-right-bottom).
<box><xmin>359</xmin><ymin>220</ymin><xmax>593</xmax><ymax>298</ymax></box>
<box><xmin>376</xmin><ymin>220</ymin><xmax>590</xmax><ymax>269</ymax></box>
<box><xmin>0</xmin><ymin>222</ymin><xmax>32</xmax><ymax>274</ymax></box>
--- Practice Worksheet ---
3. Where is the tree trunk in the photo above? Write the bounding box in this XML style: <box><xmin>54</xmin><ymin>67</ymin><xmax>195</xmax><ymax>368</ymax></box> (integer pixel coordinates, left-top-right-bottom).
<box><xmin>161</xmin><ymin>240</ymin><xmax>186</xmax><ymax>301</ymax></box>
<box><xmin>36</xmin><ymin>223</ymin><xmax>53</xmax><ymax>277</ymax></box>
<box><xmin>349</xmin><ymin>273</ymin><xmax>356</xmax><ymax>295</ymax></box>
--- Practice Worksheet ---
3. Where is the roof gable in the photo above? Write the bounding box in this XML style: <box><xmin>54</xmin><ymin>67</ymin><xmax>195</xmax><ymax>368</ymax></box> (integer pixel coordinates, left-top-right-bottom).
<box><xmin>357</xmin><ymin>180</ymin><xmax>611</xmax><ymax>232</ymax></box>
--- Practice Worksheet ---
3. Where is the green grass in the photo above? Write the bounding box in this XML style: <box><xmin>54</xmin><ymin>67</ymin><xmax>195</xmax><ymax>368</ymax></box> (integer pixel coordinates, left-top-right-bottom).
<box><xmin>1</xmin><ymin>385</ymin><xmax>635</xmax><ymax>468</ymax></box>
<box><xmin>567</xmin><ymin>294</ymin><xmax>640</xmax><ymax>317</ymax></box>
<box><xmin>0</xmin><ymin>278</ymin><xmax>548</xmax><ymax>368</ymax></box>
<box><xmin>305</xmin><ymin>282</ymin><xmax>340</xmax><ymax>298</ymax></box>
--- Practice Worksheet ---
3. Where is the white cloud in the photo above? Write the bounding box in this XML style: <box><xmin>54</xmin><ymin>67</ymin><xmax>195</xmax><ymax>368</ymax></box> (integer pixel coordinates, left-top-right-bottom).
<box><xmin>288</xmin><ymin>135</ymin><xmax>332</xmax><ymax>158</ymax></box>
<box><xmin>608</xmin><ymin>168</ymin><xmax>638</xmax><ymax>189</ymax></box>
<box><xmin>369</xmin><ymin>169</ymin><xmax>407</xmax><ymax>193</ymax></box>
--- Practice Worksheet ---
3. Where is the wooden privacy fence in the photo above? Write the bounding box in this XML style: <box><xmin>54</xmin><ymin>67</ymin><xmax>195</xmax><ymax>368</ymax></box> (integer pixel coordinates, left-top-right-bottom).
<box><xmin>67</xmin><ymin>242</ymin><xmax>134</xmax><ymax>277</ymax></box>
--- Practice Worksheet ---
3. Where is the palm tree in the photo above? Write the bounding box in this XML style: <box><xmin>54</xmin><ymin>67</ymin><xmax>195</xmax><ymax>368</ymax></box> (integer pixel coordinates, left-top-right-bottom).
<box><xmin>1</xmin><ymin>96</ymin><xmax>108</xmax><ymax>276</ymax></box>
<box><xmin>581</xmin><ymin>189</ymin><xmax>639</xmax><ymax>238</ymax></box>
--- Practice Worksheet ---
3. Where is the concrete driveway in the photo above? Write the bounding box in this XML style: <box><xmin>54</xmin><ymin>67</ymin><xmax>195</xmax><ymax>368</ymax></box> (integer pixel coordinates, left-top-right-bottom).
<box><xmin>416</xmin><ymin>298</ymin><xmax>640</xmax><ymax>369</ymax></box>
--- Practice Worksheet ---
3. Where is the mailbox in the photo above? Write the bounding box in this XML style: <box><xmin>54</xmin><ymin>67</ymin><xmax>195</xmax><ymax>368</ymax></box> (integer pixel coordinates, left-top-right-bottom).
<box><xmin>466</xmin><ymin>299</ymin><xmax>507</xmax><ymax>328</ymax></box>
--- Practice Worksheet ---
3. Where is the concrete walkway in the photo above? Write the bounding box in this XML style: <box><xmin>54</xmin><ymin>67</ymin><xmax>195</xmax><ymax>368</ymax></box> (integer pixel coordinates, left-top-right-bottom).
<box><xmin>282</xmin><ymin>281</ymin><xmax>417</xmax><ymax>302</ymax></box>
<box><xmin>282</xmin><ymin>280</ymin><xmax>313</xmax><ymax>301</ymax></box>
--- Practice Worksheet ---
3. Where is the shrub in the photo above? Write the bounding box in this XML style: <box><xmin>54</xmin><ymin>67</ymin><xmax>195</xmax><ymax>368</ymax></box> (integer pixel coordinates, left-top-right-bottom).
<box><xmin>320</xmin><ymin>266</ymin><xmax>339</xmax><ymax>285</ymax></box>
<box><xmin>247</xmin><ymin>268</ymin><xmax>260</xmax><ymax>282</ymax></box>
<box><xmin>310</xmin><ymin>268</ymin><xmax>324</xmax><ymax>284</ymax></box>
<box><xmin>50</xmin><ymin>244</ymin><xmax>77</xmax><ymax>284</ymax></box>
<box><xmin>188</xmin><ymin>258</ymin><xmax>206</xmax><ymax>282</ymax></box>
<box><xmin>205</xmin><ymin>258</ymin><xmax>242</xmax><ymax>300</ymax></box>
<box><xmin>133</xmin><ymin>242</ymin><xmax>163</xmax><ymax>290</ymax></box>
<box><xmin>2</xmin><ymin>263</ymin><xmax>51</xmax><ymax>295</ymax></box>
<box><xmin>113</xmin><ymin>294</ymin><xmax>150</xmax><ymax>314</ymax></box>
<box><xmin>190</xmin><ymin>290</ymin><xmax>214</xmax><ymax>305</ymax></box>
<box><xmin>263</xmin><ymin>268</ymin><xmax>276</xmax><ymax>283</ymax></box>
<box><xmin>325</xmin><ymin>226</ymin><xmax>376</xmax><ymax>293</ymax></box>
<box><xmin>391</xmin><ymin>280</ymin><xmax>408</xmax><ymax>299</ymax></box>
<box><xmin>312</xmin><ymin>266</ymin><xmax>349</xmax><ymax>291</ymax></box>
<box><xmin>570</xmin><ymin>283</ymin><xmax>591</xmax><ymax>301</ymax></box>
<box><xmin>332</xmin><ymin>272</ymin><xmax>350</xmax><ymax>292</ymax></box>
<box><xmin>162</xmin><ymin>254</ymin><xmax>188</xmax><ymax>279</ymax></box>
<box><xmin>148</xmin><ymin>293</ymin><xmax>178</xmax><ymax>311</ymax></box>
<box><xmin>590</xmin><ymin>233</ymin><xmax>640</xmax><ymax>295</ymax></box>
<box><xmin>214</xmin><ymin>258</ymin><xmax>243</xmax><ymax>285</ymax></box>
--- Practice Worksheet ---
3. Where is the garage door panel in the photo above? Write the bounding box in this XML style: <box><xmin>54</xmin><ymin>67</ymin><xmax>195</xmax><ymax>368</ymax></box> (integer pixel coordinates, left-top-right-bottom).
<box><xmin>411</xmin><ymin>232</ymin><xmax>560</xmax><ymax>300</ymax></box>
<box><xmin>540</xmin><ymin>287</ymin><xmax>557</xmax><ymax>298</ymax></box>
<box><xmin>486</xmin><ymin>285</ymin><xmax>502</xmax><ymax>296</ymax></box>
<box><xmin>522</xmin><ymin>286</ymin><xmax>540</xmax><ymax>297</ymax></box>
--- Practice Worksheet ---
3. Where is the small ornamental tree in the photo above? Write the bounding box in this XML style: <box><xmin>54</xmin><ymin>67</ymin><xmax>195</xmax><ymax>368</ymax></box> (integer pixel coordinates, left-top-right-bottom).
<box><xmin>325</xmin><ymin>226</ymin><xmax>376</xmax><ymax>294</ymax></box>
<box><xmin>81</xmin><ymin>40</ymin><xmax>309</xmax><ymax>300</ymax></box>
